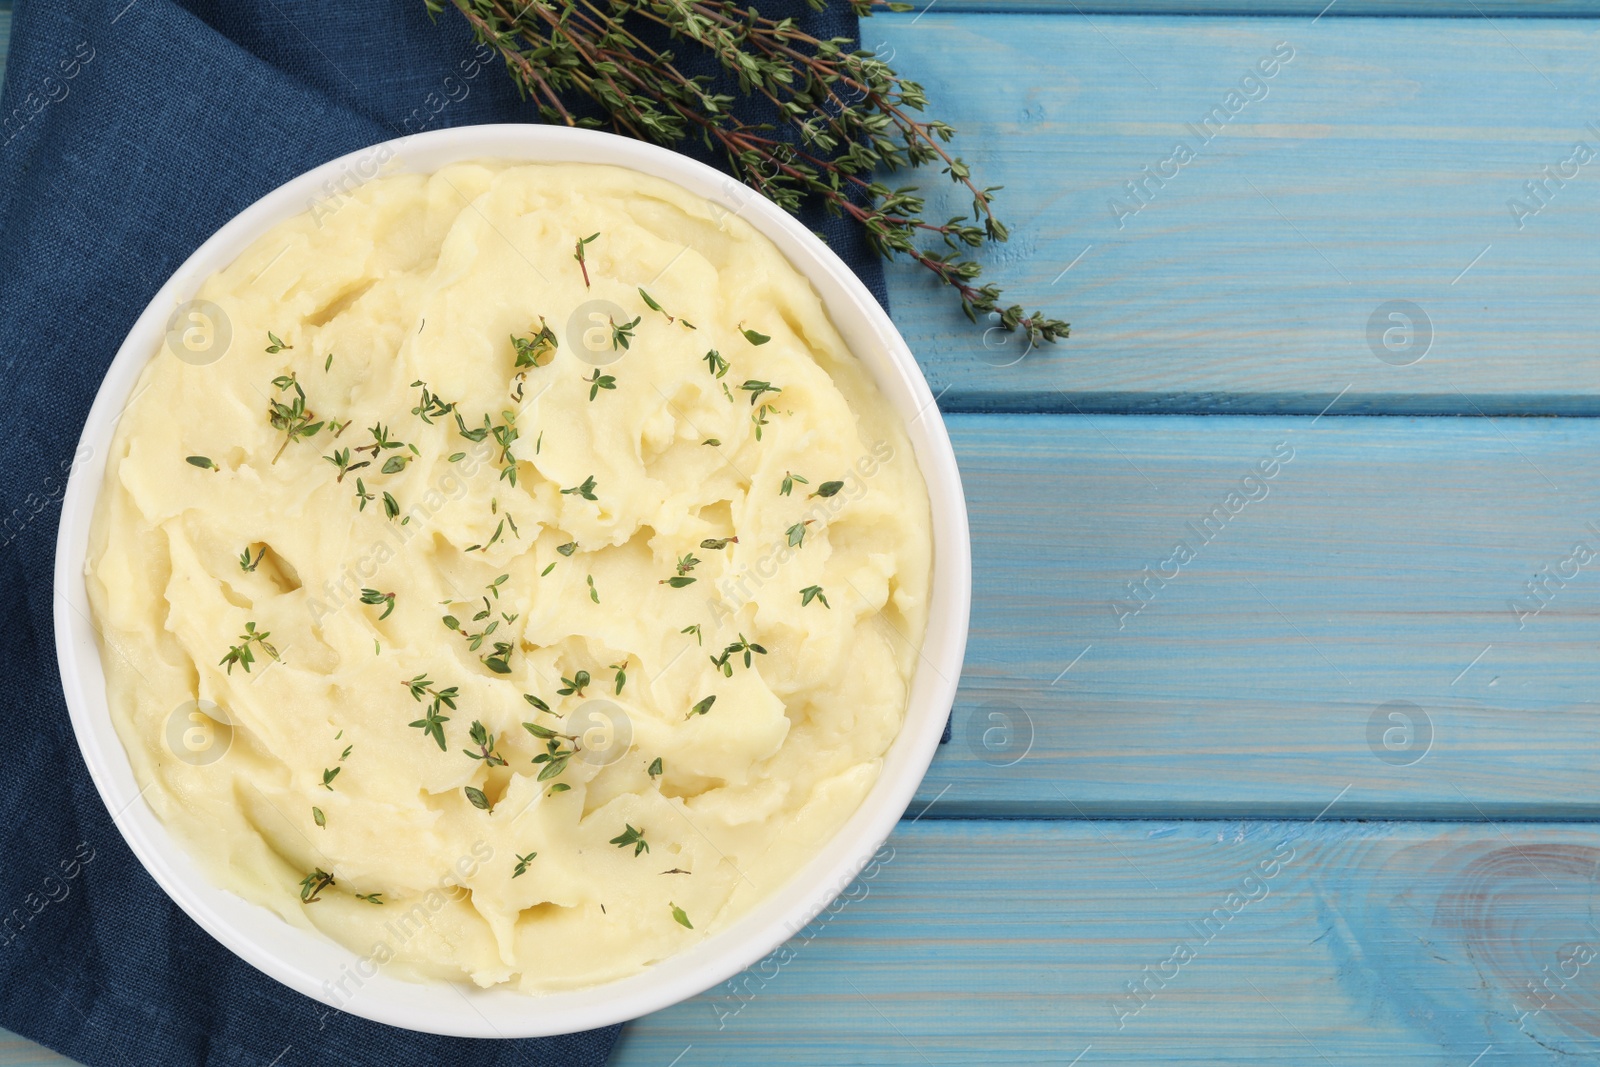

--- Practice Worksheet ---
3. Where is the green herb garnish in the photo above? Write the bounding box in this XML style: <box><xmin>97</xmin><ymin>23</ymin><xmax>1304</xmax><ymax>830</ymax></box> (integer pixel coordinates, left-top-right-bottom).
<box><xmin>464</xmin><ymin>720</ymin><xmax>509</xmax><ymax>766</ymax></box>
<box><xmin>512</xmin><ymin>319</ymin><xmax>557</xmax><ymax>368</ymax></box>
<box><xmin>267</xmin><ymin>374</ymin><xmax>324</xmax><ymax>462</ymax></box>
<box><xmin>573</xmin><ymin>232</ymin><xmax>600</xmax><ymax>288</ymax></box>
<box><xmin>800</xmin><ymin>585</ymin><xmax>830</xmax><ymax>608</ymax></box>
<box><xmin>359</xmin><ymin>588</ymin><xmax>395</xmax><ymax>620</ymax></box>
<box><xmin>610</xmin><ymin>824</ymin><xmax>650</xmax><ymax>856</ymax></box>
<box><xmin>219</xmin><ymin>621</ymin><xmax>277</xmax><ymax>674</ymax></box>
<box><xmin>299</xmin><ymin>868</ymin><xmax>334</xmax><ymax>903</ymax></box>
<box><xmin>561</xmin><ymin>475</ymin><xmax>598</xmax><ymax>500</ymax></box>
<box><xmin>610</xmin><ymin>315</ymin><xmax>641</xmax><ymax>351</ymax></box>
<box><xmin>584</xmin><ymin>369</ymin><xmax>617</xmax><ymax>401</ymax></box>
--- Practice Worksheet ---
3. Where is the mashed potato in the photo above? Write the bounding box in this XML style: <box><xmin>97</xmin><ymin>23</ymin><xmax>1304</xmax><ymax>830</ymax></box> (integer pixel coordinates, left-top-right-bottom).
<box><xmin>85</xmin><ymin>161</ymin><xmax>931</xmax><ymax>993</ymax></box>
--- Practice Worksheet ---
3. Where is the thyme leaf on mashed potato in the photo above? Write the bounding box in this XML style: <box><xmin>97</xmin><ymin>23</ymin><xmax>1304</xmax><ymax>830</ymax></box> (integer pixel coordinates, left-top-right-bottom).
<box><xmin>298</xmin><ymin>868</ymin><xmax>334</xmax><ymax>903</ymax></box>
<box><xmin>610</xmin><ymin>315</ymin><xmax>641</xmax><ymax>351</ymax></box>
<box><xmin>751</xmin><ymin>403</ymin><xmax>776</xmax><ymax>440</ymax></box>
<box><xmin>671</xmin><ymin>903</ymin><xmax>693</xmax><ymax>929</ymax></box>
<box><xmin>403</xmin><ymin>674</ymin><xmax>458</xmax><ymax>751</ymax></box>
<box><xmin>186</xmin><ymin>455</ymin><xmax>218</xmax><ymax>471</ymax></box>
<box><xmin>557</xmin><ymin>670</ymin><xmax>590</xmax><ymax>697</ymax></box>
<box><xmin>464</xmin><ymin>785</ymin><xmax>495</xmax><ymax>812</ymax></box>
<box><xmin>239</xmin><ymin>546</ymin><xmax>265</xmax><ymax>572</ymax></box>
<box><xmin>800</xmin><ymin>584</ymin><xmax>830</xmax><ymax>608</ymax></box>
<box><xmin>584</xmin><ymin>369</ymin><xmax>617</xmax><ymax>401</ymax></box>
<box><xmin>265</xmin><ymin>331</ymin><xmax>293</xmax><ymax>354</ymax></box>
<box><xmin>687</xmin><ymin>695</ymin><xmax>716</xmax><ymax>719</ymax></box>
<box><xmin>740</xmin><ymin>379</ymin><xmax>781</xmax><ymax>405</ymax></box>
<box><xmin>661</xmin><ymin>552</ymin><xmax>699</xmax><ymax>586</ymax></box>
<box><xmin>513</xmin><ymin>851</ymin><xmax>538</xmax><ymax>878</ymax></box>
<box><xmin>525</xmin><ymin>721</ymin><xmax>580</xmax><ymax>782</ymax></box>
<box><xmin>562</xmin><ymin>475</ymin><xmax>599</xmax><ymax>501</ymax></box>
<box><xmin>703</xmin><ymin>349</ymin><xmax>729</xmax><ymax>379</ymax></box>
<box><xmin>638</xmin><ymin>287</ymin><xmax>693</xmax><ymax>329</ymax></box>
<box><xmin>709</xmin><ymin>634</ymin><xmax>766</xmax><ymax>677</ymax></box>
<box><xmin>465</xmin><ymin>720</ymin><xmax>508</xmax><ymax>766</ymax></box>
<box><xmin>409</xmin><ymin>379</ymin><xmax>457</xmax><ymax>424</ymax></box>
<box><xmin>324</xmin><ymin>446</ymin><xmax>370</xmax><ymax>482</ymax></box>
<box><xmin>610</xmin><ymin>824</ymin><xmax>650</xmax><ymax>856</ymax></box>
<box><xmin>359</xmin><ymin>588</ymin><xmax>396</xmax><ymax>619</ymax></box>
<box><xmin>512</xmin><ymin>319</ymin><xmax>558</xmax><ymax>368</ymax></box>
<box><xmin>780</xmin><ymin>471</ymin><xmax>807</xmax><ymax>496</ymax></box>
<box><xmin>573</xmin><ymin>231</ymin><xmax>600</xmax><ymax>288</ymax></box>
<box><xmin>219</xmin><ymin>621</ymin><xmax>277</xmax><ymax>674</ymax></box>
<box><xmin>356</xmin><ymin>892</ymin><xmax>385</xmax><ymax>904</ymax></box>
<box><xmin>267</xmin><ymin>374</ymin><xmax>324</xmax><ymax>463</ymax></box>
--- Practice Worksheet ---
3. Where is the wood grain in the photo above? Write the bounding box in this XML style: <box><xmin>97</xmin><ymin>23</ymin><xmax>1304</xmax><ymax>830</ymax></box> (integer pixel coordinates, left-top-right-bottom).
<box><xmin>922</xmin><ymin>413</ymin><xmax>1600</xmax><ymax>817</ymax></box>
<box><xmin>875</xmin><ymin>13</ymin><xmax>1600</xmax><ymax>413</ymax></box>
<box><xmin>613</xmin><ymin>819</ymin><xmax>1600</xmax><ymax>1065</ymax></box>
<box><xmin>0</xmin><ymin>1035</ymin><xmax>69</xmax><ymax>1067</ymax></box>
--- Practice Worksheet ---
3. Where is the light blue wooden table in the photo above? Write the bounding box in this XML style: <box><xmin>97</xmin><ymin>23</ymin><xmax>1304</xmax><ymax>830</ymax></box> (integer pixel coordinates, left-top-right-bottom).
<box><xmin>10</xmin><ymin>0</ymin><xmax>1600</xmax><ymax>1063</ymax></box>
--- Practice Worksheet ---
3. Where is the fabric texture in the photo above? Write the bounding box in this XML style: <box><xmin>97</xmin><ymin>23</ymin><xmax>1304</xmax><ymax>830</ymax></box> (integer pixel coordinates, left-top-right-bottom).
<box><xmin>0</xmin><ymin>1</ymin><xmax>888</xmax><ymax>1064</ymax></box>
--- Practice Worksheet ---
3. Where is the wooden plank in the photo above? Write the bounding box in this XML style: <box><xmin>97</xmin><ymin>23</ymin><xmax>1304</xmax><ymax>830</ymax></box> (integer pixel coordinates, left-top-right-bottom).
<box><xmin>613</xmin><ymin>819</ymin><xmax>1600</xmax><ymax>1065</ymax></box>
<box><xmin>0</xmin><ymin>1033</ymin><xmax>74</xmax><ymax>1067</ymax></box>
<box><xmin>874</xmin><ymin>14</ymin><xmax>1600</xmax><ymax>414</ymax></box>
<box><xmin>919</xmin><ymin>413</ymin><xmax>1600</xmax><ymax>818</ymax></box>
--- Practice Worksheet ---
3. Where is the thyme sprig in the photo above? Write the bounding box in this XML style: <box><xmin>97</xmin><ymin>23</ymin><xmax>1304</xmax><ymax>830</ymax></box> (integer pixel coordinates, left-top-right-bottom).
<box><xmin>267</xmin><ymin>374</ymin><xmax>324</xmax><ymax>463</ymax></box>
<box><xmin>574</xmin><ymin>231</ymin><xmax>600</xmax><ymax>288</ymax></box>
<box><xmin>464</xmin><ymin>720</ymin><xmax>509</xmax><ymax>766</ymax></box>
<box><xmin>220</xmin><ymin>622</ymin><xmax>278</xmax><ymax>674</ymax></box>
<box><xmin>403</xmin><ymin>673</ymin><xmax>459</xmax><ymax>750</ymax></box>
<box><xmin>324</xmin><ymin>447</ymin><xmax>370</xmax><ymax>482</ymax></box>
<box><xmin>442</xmin><ymin>575</ymin><xmax>519</xmax><ymax>673</ymax></box>
<box><xmin>523</xmin><ymin>720</ymin><xmax>581</xmax><ymax>782</ymax></box>
<box><xmin>512</xmin><ymin>320</ymin><xmax>558</xmax><ymax>368</ymax></box>
<box><xmin>710</xmin><ymin>633</ymin><xmax>766</xmax><ymax>676</ymax></box>
<box><xmin>299</xmin><ymin>868</ymin><xmax>334</xmax><ymax>903</ymax></box>
<box><xmin>360</xmin><ymin>588</ymin><xmax>396</xmax><ymax>620</ymax></box>
<box><xmin>436</xmin><ymin>0</ymin><xmax>1067</xmax><ymax>344</ymax></box>
<box><xmin>610</xmin><ymin>823</ymin><xmax>650</xmax><ymax>856</ymax></box>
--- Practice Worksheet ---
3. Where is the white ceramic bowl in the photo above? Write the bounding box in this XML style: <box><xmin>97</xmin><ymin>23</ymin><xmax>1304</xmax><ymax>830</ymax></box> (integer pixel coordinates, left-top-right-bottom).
<box><xmin>52</xmin><ymin>125</ymin><xmax>971</xmax><ymax>1038</ymax></box>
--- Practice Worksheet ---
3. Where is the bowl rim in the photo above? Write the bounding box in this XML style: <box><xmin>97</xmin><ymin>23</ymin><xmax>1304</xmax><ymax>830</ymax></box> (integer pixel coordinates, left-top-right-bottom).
<box><xmin>51</xmin><ymin>124</ymin><xmax>971</xmax><ymax>1038</ymax></box>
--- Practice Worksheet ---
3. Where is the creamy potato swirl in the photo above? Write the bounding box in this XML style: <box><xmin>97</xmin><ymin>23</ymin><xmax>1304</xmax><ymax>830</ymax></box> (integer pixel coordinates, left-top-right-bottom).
<box><xmin>86</xmin><ymin>161</ymin><xmax>931</xmax><ymax>992</ymax></box>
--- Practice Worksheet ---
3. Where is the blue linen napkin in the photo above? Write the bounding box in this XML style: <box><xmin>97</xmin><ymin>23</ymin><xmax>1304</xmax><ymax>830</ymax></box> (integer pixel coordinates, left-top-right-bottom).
<box><xmin>0</xmin><ymin>1</ymin><xmax>889</xmax><ymax>1064</ymax></box>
